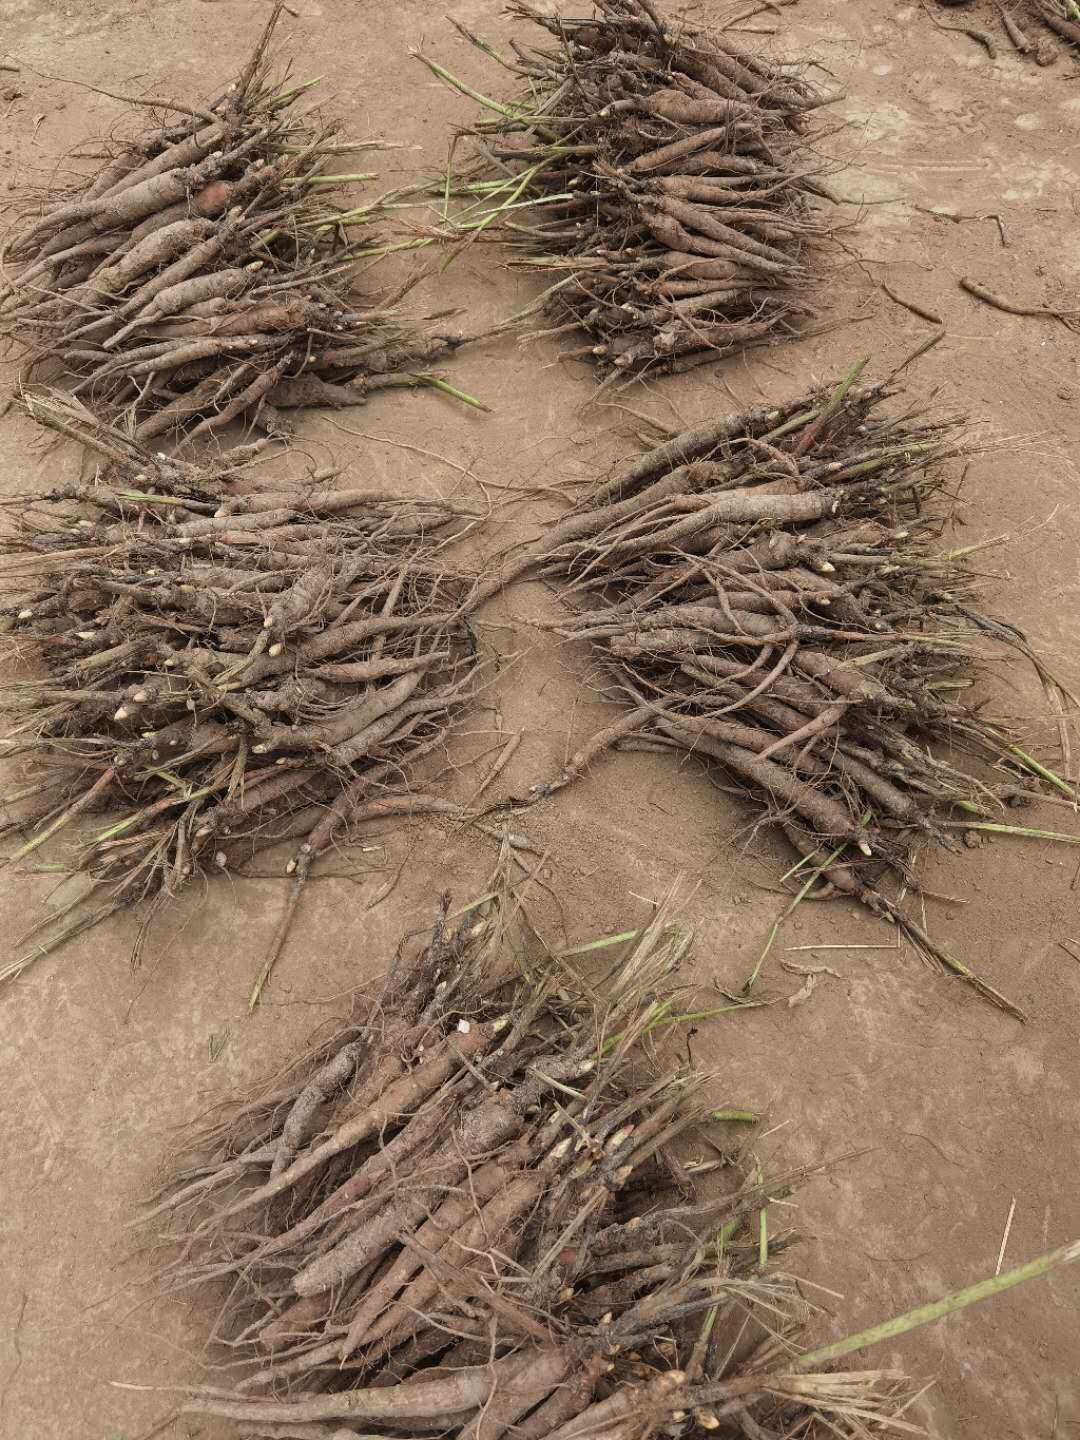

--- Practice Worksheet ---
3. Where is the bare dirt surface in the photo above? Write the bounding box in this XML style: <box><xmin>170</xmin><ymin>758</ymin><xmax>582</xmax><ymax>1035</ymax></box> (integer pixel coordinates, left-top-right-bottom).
<box><xmin>0</xmin><ymin>2</ymin><xmax>1079</xmax><ymax>1438</ymax></box>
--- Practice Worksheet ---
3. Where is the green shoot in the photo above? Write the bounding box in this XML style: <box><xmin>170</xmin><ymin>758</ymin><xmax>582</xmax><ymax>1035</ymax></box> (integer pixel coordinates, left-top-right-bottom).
<box><xmin>6</xmin><ymin>766</ymin><xmax>115</xmax><ymax>863</ymax></box>
<box><xmin>747</xmin><ymin>838</ymin><xmax>848</xmax><ymax>990</ymax></box>
<box><xmin>599</xmin><ymin>997</ymin><xmax>674</xmax><ymax>1056</ymax></box>
<box><xmin>945</xmin><ymin>821</ymin><xmax>1080</xmax><ymax>846</ymax></box>
<box><xmin>412</xmin><ymin>375</ymin><xmax>492</xmax><ymax>412</ymax></box>
<box><xmin>447</xmin><ymin>16</ymin><xmax>518</xmax><ymax>72</ymax></box>
<box><xmin>91</xmin><ymin>786</ymin><xmax>213</xmax><ymax>844</ymax></box>
<box><xmin>716</xmin><ymin>1216</ymin><xmax>740</xmax><ymax>1248</ymax></box>
<box><xmin>757</xmin><ymin>1163</ymin><xmax>768</xmax><ymax>1268</ymax></box>
<box><xmin>412</xmin><ymin>51</ymin><xmax>529</xmax><ymax>122</ymax></box>
<box><xmin>644</xmin><ymin>1004</ymin><xmax>750</xmax><ymax>1032</ymax></box>
<box><xmin>793</xmin><ymin>358</ymin><xmax>869</xmax><ymax>457</ymax></box>
<box><xmin>780</xmin><ymin>847</ymin><xmax>818</xmax><ymax>884</ymax></box>
<box><xmin>268</xmin><ymin>77</ymin><xmax>322</xmax><ymax>109</ymax></box>
<box><xmin>560</xmin><ymin>928</ymin><xmax>640</xmax><ymax>957</ymax></box>
<box><xmin>273</xmin><ymin>141</ymin><xmax>384</xmax><ymax>155</ymax></box>
<box><xmin>1007</xmin><ymin>744</ymin><xmax>1076</xmax><ymax>800</ymax></box>
<box><xmin>283</xmin><ymin>172</ymin><xmax>377</xmax><ymax>188</ymax></box>
<box><xmin>795</xmin><ymin>1239</ymin><xmax>1080</xmax><ymax>1369</ymax></box>
<box><xmin>345</xmin><ymin>237</ymin><xmax>434</xmax><ymax>258</ymax></box>
<box><xmin>115</xmin><ymin>490</ymin><xmax>191</xmax><ymax>506</ymax></box>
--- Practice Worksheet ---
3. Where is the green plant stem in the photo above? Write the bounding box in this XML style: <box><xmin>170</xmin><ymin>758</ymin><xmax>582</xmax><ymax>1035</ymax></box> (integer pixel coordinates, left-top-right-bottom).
<box><xmin>757</xmin><ymin>1164</ymin><xmax>768</xmax><ymax>1268</ymax></box>
<box><xmin>1007</xmin><ymin>744</ymin><xmax>1076</xmax><ymax>799</ymax></box>
<box><xmin>560</xmin><ymin>928</ymin><xmax>640</xmax><ymax>957</ymax></box>
<box><xmin>716</xmin><ymin>1216</ymin><xmax>739</xmax><ymax>1249</ymax></box>
<box><xmin>793</xmin><ymin>358</ymin><xmax>868</xmax><ymax>457</ymax></box>
<box><xmin>6</xmin><ymin>765</ymin><xmax>116</xmax><ymax>862</ymax></box>
<box><xmin>284</xmin><ymin>172</ymin><xmax>377</xmax><ymax>188</ymax></box>
<box><xmin>944</xmin><ymin>822</ymin><xmax>1080</xmax><ymax>845</ymax></box>
<box><xmin>747</xmin><ymin>839</ymin><xmax>847</xmax><ymax>990</ymax></box>
<box><xmin>269</xmin><ymin>77</ymin><xmax>322</xmax><ymax>108</ymax></box>
<box><xmin>795</xmin><ymin>1240</ymin><xmax>1080</xmax><ymax>1369</ymax></box>
<box><xmin>412</xmin><ymin>375</ymin><xmax>492</xmax><ymax>412</ymax></box>
<box><xmin>413</xmin><ymin>52</ymin><xmax>523</xmax><ymax>118</ymax></box>
<box><xmin>91</xmin><ymin>785</ymin><xmax>213</xmax><ymax>843</ymax></box>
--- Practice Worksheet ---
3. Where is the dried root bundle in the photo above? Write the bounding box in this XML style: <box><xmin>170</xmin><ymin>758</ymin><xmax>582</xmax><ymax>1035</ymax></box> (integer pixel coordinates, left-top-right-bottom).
<box><xmin>422</xmin><ymin>0</ymin><xmax>836</xmax><ymax>381</ymax></box>
<box><xmin>0</xmin><ymin>420</ymin><xmax>482</xmax><ymax>985</ymax></box>
<box><xmin>0</xmin><ymin>5</ymin><xmax>480</xmax><ymax>444</ymax></box>
<box><xmin>149</xmin><ymin>884</ymin><xmax>914</xmax><ymax>1438</ymax></box>
<box><xmin>477</xmin><ymin>364</ymin><xmax>1069</xmax><ymax>1016</ymax></box>
<box><xmin>930</xmin><ymin>1</ymin><xmax>1080</xmax><ymax>60</ymax></box>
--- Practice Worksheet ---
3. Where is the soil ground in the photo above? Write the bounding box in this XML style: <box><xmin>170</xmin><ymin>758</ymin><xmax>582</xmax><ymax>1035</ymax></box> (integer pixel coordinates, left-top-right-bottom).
<box><xmin>0</xmin><ymin>2</ymin><xmax>1079</xmax><ymax>1437</ymax></box>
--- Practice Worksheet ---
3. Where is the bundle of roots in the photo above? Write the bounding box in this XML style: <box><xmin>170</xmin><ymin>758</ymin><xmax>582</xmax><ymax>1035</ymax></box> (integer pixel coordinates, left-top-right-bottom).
<box><xmin>0</xmin><ymin>4</ymin><xmax>481</xmax><ymax>446</ymax></box>
<box><xmin>0</xmin><ymin>407</ymin><xmax>481</xmax><ymax>985</ymax></box>
<box><xmin>422</xmin><ymin>0</ymin><xmax>835</xmax><ymax>382</ymax></box>
<box><xmin>476</xmin><ymin>363</ymin><xmax>1068</xmax><ymax>1016</ymax></box>
<box><xmin>148</xmin><ymin>881</ymin><xmax>912</xmax><ymax>1438</ymax></box>
<box><xmin>933</xmin><ymin>1</ymin><xmax>1080</xmax><ymax>59</ymax></box>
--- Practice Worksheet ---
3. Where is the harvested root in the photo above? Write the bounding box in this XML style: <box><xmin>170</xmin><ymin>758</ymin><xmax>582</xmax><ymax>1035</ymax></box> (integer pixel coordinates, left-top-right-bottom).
<box><xmin>421</xmin><ymin>0</ymin><xmax>838</xmax><ymax>380</ymax></box>
<box><xmin>0</xmin><ymin>414</ymin><xmax>482</xmax><ymax>987</ymax></box>
<box><xmin>150</xmin><ymin>877</ymin><xmax>909</xmax><ymax>1436</ymax></box>
<box><xmin>152</xmin><ymin>878</ymin><xmax>1080</xmax><ymax>1437</ymax></box>
<box><xmin>0</xmin><ymin>4</ymin><xmax>486</xmax><ymax>444</ymax></box>
<box><xmin>477</xmin><ymin>365</ymin><xmax>1073</xmax><ymax>1016</ymax></box>
<box><xmin>927</xmin><ymin>1</ymin><xmax>1080</xmax><ymax>59</ymax></box>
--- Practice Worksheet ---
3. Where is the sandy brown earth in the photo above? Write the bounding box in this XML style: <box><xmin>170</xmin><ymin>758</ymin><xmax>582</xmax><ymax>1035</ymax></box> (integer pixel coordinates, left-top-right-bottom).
<box><xmin>1</xmin><ymin>2</ymin><xmax>1079</xmax><ymax>1437</ymax></box>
